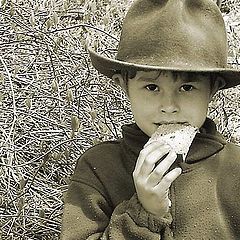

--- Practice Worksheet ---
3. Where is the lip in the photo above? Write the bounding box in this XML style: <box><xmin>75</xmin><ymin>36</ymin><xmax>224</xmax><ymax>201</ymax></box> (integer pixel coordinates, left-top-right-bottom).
<box><xmin>154</xmin><ymin>121</ymin><xmax>189</xmax><ymax>126</ymax></box>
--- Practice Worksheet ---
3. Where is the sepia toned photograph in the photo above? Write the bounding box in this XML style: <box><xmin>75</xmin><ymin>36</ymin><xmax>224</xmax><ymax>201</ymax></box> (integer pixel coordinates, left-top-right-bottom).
<box><xmin>0</xmin><ymin>0</ymin><xmax>240</xmax><ymax>239</ymax></box>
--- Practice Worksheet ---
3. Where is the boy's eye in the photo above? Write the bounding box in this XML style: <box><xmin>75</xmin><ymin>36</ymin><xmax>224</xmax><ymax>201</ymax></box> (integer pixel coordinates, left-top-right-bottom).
<box><xmin>180</xmin><ymin>84</ymin><xmax>194</xmax><ymax>92</ymax></box>
<box><xmin>145</xmin><ymin>84</ymin><xmax>159</xmax><ymax>91</ymax></box>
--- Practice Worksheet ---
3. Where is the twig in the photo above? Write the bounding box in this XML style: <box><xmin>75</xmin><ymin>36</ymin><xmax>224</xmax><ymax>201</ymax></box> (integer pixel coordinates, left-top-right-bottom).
<box><xmin>47</xmin><ymin>23</ymin><xmax>119</xmax><ymax>42</ymax></box>
<box><xmin>0</xmin><ymin>57</ymin><xmax>17</xmax><ymax>158</ymax></box>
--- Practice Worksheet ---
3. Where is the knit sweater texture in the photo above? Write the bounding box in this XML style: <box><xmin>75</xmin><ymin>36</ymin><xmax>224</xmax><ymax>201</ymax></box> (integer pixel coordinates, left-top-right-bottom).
<box><xmin>61</xmin><ymin>118</ymin><xmax>240</xmax><ymax>239</ymax></box>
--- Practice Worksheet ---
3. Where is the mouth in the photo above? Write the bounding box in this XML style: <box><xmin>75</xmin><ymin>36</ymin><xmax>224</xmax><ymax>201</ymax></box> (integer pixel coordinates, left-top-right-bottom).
<box><xmin>154</xmin><ymin>121</ymin><xmax>189</xmax><ymax>127</ymax></box>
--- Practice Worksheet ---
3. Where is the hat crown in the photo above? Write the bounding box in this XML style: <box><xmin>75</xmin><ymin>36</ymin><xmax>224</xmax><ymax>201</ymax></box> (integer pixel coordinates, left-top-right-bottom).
<box><xmin>116</xmin><ymin>0</ymin><xmax>228</xmax><ymax>70</ymax></box>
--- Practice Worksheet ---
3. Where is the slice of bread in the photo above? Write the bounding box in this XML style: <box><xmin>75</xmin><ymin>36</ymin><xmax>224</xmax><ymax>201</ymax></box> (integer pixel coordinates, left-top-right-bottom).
<box><xmin>147</xmin><ymin>123</ymin><xmax>198</xmax><ymax>161</ymax></box>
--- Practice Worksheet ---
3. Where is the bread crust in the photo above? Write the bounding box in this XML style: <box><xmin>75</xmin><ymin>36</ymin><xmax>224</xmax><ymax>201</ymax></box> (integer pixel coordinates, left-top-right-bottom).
<box><xmin>148</xmin><ymin>123</ymin><xmax>198</xmax><ymax>161</ymax></box>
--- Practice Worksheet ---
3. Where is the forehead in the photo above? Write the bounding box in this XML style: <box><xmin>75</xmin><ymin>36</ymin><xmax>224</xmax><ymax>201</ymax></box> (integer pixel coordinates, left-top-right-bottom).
<box><xmin>131</xmin><ymin>70</ymin><xmax>211</xmax><ymax>83</ymax></box>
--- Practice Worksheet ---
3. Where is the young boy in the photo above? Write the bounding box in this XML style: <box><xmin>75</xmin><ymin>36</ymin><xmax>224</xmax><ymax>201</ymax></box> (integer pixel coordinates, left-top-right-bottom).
<box><xmin>61</xmin><ymin>0</ymin><xmax>240</xmax><ymax>239</ymax></box>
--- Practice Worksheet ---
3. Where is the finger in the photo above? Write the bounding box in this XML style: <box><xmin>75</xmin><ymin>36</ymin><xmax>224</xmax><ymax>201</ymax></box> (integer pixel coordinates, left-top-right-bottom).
<box><xmin>138</xmin><ymin>144</ymin><xmax>171</xmax><ymax>177</ymax></box>
<box><xmin>161</xmin><ymin>189</ymin><xmax>171</xmax><ymax>207</ymax></box>
<box><xmin>134</xmin><ymin>141</ymin><xmax>168</xmax><ymax>175</ymax></box>
<box><xmin>154</xmin><ymin>167</ymin><xmax>182</xmax><ymax>192</ymax></box>
<box><xmin>144</xmin><ymin>138</ymin><xmax>165</xmax><ymax>148</ymax></box>
<box><xmin>147</xmin><ymin>150</ymin><xmax>177</xmax><ymax>186</ymax></box>
<box><xmin>166</xmin><ymin>189</ymin><xmax>171</xmax><ymax>207</ymax></box>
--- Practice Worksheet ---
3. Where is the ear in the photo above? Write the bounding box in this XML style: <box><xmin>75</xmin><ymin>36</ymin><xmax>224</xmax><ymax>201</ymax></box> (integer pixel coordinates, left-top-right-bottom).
<box><xmin>210</xmin><ymin>76</ymin><xmax>226</xmax><ymax>99</ymax></box>
<box><xmin>112</xmin><ymin>74</ymin><xmax>128</xmax><ymax>94</ymax></box>
<box><xmin>216</xmin><ymin>0</ymin><xmax>222</xmax><ymax>8</ymax></box>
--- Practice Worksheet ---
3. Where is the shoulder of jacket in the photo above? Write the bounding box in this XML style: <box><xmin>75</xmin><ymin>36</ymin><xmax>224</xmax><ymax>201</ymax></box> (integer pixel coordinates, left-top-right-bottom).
<box><xmin>81</xmin><ymin>139</ymin><xmax>123</xmax><ymax>159</ymax></box>
<box><xmin>224</xmin><ymin>142</ymin><xmax>240</xmax><ymax>152</ymax></box>
<box><xmin>220</xmin><ymin>142</ymin><xmax>240</xmax><ymax>166</ymax></box>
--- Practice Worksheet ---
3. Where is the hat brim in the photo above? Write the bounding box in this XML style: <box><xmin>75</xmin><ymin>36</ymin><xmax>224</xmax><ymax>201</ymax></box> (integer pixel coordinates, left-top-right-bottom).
<box><xmin>89</xmin><ymin>48</ymin><xmax>240</xmax><ymax>89</ymax></box>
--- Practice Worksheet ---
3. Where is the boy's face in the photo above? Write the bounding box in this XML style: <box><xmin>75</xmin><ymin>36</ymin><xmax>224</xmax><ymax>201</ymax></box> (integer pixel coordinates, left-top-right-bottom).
<box><xmin>128</xmin><ymin>70</ymin><xmax>215</xmax><ymax>137</ymax></box>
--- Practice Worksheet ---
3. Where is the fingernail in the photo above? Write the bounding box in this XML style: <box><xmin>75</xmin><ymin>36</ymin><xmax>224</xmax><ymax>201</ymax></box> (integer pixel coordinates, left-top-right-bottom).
<box><xmin>168</xmin><ymin>149</ymin><xmax>176</xmax><ymax>156</ymax></box>
<box><xmin>163</xmin><ymin>144</ymin><xmax>171</xmax><ymax>150</ymax></box>
<box><xmin>176</xmin><ymin>167</ymin><xmax>182</xmax><ymax>174</ymax></box>
<box><xmin>144</xmin><ymin>140</ymin><xmax>157</xmax><ymax>148</ymax></box>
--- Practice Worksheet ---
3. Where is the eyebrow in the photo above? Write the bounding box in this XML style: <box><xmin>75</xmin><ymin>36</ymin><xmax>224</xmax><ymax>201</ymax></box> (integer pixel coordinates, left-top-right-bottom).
<box><xmin>137</xmin><ymin>72</ymin><xmax>207</xmax><ymax>83</ymax></box>
<box><xmin>135</xmin><ymin>71</ymin><xmax>161</xmax><ymax>82</ymax></box>
<box><xmin>180</xmin><ymin>72</ymin><xmax>209</xmax><ymax>83</ymax></box>
<box><xmin>137</xmin><ymin>76</ymin><xmax>159</xmax><ymax>82</ymax></box>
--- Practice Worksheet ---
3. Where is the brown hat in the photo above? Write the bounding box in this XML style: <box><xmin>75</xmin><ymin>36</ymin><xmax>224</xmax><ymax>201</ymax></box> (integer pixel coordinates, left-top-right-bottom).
<box><xmin>89</xmin><ymin>0</ymin><xmax>240</xmax><ymax>89</ymax></box>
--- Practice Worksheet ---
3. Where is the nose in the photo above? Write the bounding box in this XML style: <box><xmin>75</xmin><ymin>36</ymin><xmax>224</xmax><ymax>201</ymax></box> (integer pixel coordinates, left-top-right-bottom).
<box><xmin>159</xmin><ymin>92</ymin><xmax>179</xmax><ymax>114</ymax></box>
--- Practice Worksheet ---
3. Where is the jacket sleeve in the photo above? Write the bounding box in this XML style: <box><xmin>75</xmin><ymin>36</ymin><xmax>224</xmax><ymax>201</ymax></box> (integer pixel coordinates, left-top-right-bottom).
<box><xmin>60</xmin><ymin>154</ymin><xmax>173</xmax><ymax>240</ymax></box>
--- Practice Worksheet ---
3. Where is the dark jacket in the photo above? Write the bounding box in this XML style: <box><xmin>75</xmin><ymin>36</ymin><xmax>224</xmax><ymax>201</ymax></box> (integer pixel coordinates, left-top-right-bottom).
<box><xmin>61</xmin><ymin>119</ymin><xmax>240</xmax><ymax>239</ymax></box>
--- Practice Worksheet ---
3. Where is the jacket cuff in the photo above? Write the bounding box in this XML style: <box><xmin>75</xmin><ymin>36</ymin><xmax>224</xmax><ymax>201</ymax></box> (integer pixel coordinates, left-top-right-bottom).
<box><xmin>126</xmin><ymin>193</ymin><xmax>173</xmax><ymax>233</ymax></box>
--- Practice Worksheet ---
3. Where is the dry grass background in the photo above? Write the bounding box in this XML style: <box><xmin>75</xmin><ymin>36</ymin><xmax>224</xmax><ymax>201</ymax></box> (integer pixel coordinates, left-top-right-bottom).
<box><xmin>0</xmin><ymin>0</ymin><xmax>239</xmax><ymax>239</ymax></box>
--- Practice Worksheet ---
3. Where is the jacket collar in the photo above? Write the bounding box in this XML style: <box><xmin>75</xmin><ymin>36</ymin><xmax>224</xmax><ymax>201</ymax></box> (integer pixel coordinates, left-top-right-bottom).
<box><xmin>120</xmin><ymin>118</ymin><xmax>226</xmax><ymax>174</ymax></box>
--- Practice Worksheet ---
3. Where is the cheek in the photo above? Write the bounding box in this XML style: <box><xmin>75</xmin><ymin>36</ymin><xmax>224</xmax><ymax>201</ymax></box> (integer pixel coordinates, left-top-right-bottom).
<box><xmin>183</xmin><ymin>94</ymin><xmax>210</xmax><ymax>127</ymax></box>
<box><xmin>190</xmin><ymin>88</ymin><xmax>210</xmax><ymax>107</ymax></box>
<box><xmin>129</xmin><ymin>91</ymin><xmax>157</xmax><ymax>133</ymax></box>
<box><xmin>130</xmin><ymin>96</ymin><xmax>152</xmax><ymax>118</ymax></box>
<box><xmin>128</xmin><ymin>86</ymin><xmax>150</xmax><ymax>115</ymax></box>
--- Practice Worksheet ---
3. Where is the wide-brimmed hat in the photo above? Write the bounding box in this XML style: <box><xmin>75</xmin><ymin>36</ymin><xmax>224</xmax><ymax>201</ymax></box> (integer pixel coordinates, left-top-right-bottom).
<box><xmin>89</xmin><ymin>0</ymin><xmax>240</xmax><ymax>89</ymax></box>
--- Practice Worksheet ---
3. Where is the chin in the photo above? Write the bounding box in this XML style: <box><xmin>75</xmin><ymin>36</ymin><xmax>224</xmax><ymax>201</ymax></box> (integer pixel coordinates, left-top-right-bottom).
<box><xmin>144</xmin><ymin>125</ymin><xmax>157</xmax><ymax>137</ymax></box>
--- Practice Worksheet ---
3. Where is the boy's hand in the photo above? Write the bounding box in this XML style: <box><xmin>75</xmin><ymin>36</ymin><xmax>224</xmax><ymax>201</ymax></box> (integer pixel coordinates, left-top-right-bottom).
<box><xmin>133</xmin><ymin>141</ymin><xmax>182</xmax><ymax>217</ymax></box>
